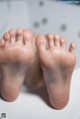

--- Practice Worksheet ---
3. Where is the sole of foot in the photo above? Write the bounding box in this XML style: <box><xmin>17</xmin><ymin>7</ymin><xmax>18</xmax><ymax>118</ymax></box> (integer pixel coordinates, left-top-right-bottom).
<box><xmin>0</xmin><ymin>29</ymin><xmax>35</xmax><ymax>101</ymax></box>
<box><xmin>35</xmin><ymin>34</ymin><xmax>76</xmax><ymax>109</ymax></box>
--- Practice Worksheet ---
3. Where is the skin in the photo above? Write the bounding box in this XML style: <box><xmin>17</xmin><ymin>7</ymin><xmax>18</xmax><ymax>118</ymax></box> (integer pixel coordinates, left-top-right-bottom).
<box><xmin>0</xmin><ymin>29</ymin><xmax>35</xmax><ymax>101</ymax></box>
<box><xmin>35</xmin><ymin>34</ymin><xmax>76</xmax><ymax>109</ymax></box>
<box><xmin>0</xmin><ymin>29</ymin><xmax>76</xmax><ymax>110</ymax></box>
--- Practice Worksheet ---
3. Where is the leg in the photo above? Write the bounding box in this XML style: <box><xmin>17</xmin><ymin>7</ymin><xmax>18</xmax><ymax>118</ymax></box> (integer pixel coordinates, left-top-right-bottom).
<box><xmin>35</xmin><ymin>34</ymin><xmax>76</xmax><ymax>109</ymax></box>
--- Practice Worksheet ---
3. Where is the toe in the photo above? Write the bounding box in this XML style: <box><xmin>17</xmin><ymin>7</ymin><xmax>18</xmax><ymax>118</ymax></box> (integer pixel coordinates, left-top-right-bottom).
<box><xmin>35</xmin><ymin>35</ymin><xmax>47</xmax><ymax>52</ymax></box>
<box><xmin>9</xmin><ymin>29</ymin><xmax>16</xmax><ymax>43</ymax></box>
<box><xmin>47</xmin><ymin>34</ymin><xmax>54</xmax><ymax>49</ymax></box>
<box><xmin>3</xmin><ymin>32</ymin><xmax>10</xmax><ymax>43</ymax></box>
<box><xmin>60</xmin><ymin>38</ymin><xmax>66</xmax><ymax>48</ymax></box>
<box><xmin>35</xmin><ymin>35</ymin><xmax>50</xmax><ymax>67</ymax></box>
<box><xmin>69</xmin><ymin>42</ymin><xmax>75</xmax><ymax>52</ymax></box>
<box><xmin>0</xmin><ymin>38</ymin><xmax>6</xmax><ymax>47</ymax></box>
<box><xmin>16</xmin><ymin>28</ymin><xmax>23</xmax><ymax>35</ymax></box>
<box><xmin>23</xmin><ymin>30</ymin><xmax>33</xmax><ymax>45</ymax></box>
<box><xmin>16</xmin><ymin>28</ymin><xmax>24</xmax><ymax>44</ymax></box>
<box><xmin>54</xmin><ymin>35</ymin><xmax>60</xmax><ymax>47</ymax></box>
<box><xmin>9</xmin><ymin>29</ymin><xmax>15</xmax><ymax>37</ymax></box>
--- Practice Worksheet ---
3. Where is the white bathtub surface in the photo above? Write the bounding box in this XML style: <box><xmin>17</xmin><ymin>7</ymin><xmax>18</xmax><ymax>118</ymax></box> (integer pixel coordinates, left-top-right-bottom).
<box><xmin>0</xmin><ymin>68</ymin><xmax>80</xmax><ymax>119</ymax></box>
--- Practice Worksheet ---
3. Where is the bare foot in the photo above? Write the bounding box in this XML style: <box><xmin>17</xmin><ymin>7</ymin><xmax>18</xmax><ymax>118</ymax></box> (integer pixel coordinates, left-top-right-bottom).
<box><xmin>0</xmin><ymin>29</ymin><xmax>35</xmax><ymax>101</ymax></box>
<box><xmin>35</xmin><ymin>34</ymin><xmax>76</xmax><ymax>109</ymax></box>
<box><xmin>25</xmin><ymin>34</ymin><xmax>44</xmax><ymax>90</ymax></box>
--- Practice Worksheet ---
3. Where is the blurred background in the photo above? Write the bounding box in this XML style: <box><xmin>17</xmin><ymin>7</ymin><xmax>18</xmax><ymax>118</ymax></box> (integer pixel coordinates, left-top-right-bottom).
<box><xmin>0</xmin><ymin>0</ymin><xmax>80</xmax><ymax>68</ymax></box>
<box><xmin>0</xmin><ymin>1</ymin><xmax>80</xmax><ymax>119</ymax></box>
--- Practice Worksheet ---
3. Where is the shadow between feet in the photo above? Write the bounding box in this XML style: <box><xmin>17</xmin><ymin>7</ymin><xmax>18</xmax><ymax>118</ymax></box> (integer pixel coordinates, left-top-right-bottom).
<box><xmin>22</xmin><ymin>83</ymin><xmax>52</xmax><ymax>108</ymax></box>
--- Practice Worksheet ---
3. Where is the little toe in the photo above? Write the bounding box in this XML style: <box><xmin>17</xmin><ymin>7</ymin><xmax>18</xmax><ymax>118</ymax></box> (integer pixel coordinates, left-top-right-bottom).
<box><xmin>3</xmin><ymin>32</ymin><xmax>10</xmax><ymax>43</ymax></box>
<box><xmin>54</xmin><ymin>35</ymin><xmax>60</xmax><ymax>47</ymax></box>
<box><xmin>69</xmin><ymin>42</ymin><xmax>75</xmax><ymax>53</ymax></box>
<box><xmin>60</xmin><ymin>38</ymin><xmax>66</xmax><ymax>48</ymax></box>
<box><xmin>47</xmin><ymin>34</ymin><xmax>54</xmax><ymax>49</ymax></box>
<box><xmin>35</xmin><ymin>35</ymin><xmax>47</xmax><ymax>52</ymax></box>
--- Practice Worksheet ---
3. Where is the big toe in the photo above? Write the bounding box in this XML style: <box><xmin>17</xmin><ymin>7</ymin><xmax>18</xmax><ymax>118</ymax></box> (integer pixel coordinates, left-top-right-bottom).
<box><xmin>35</xmin><ymin>35</ymin><xmax>47</xmax><ymax>52</ymax></box>
<box><xmin>35</xmin><ymin>35</ymin><xmax>51</xmax><ymax>67</ymax></box>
